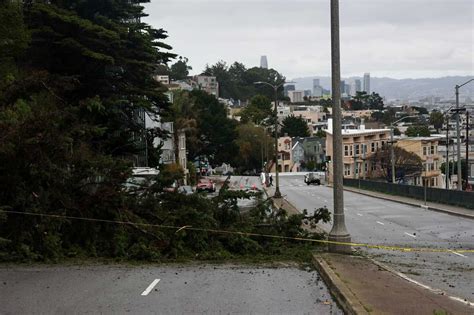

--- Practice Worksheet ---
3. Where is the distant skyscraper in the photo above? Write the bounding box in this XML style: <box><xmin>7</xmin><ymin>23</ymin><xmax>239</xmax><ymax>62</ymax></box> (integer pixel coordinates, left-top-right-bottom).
<box><xmin>313</xmin><ymin>78</ymin><xmax>323</xmax><ymax>97</ymax></box>
<box><xmin>304</xmin><ymin>90</ymin><xmax>312</xmax><ymax>97</ymax></box>
<box><xmin>340</xmin><ymin>80</ymin><xmax>346</xmax><ymax>94</ymax></box>
<box><xmin>284</xmin><ymin>84</ymin><xmax>295</xmax><ymax>97</ymax></box>
<box><xmin>345</xmin><ymin>84</ymin><xmax>351</xmax><ymax>96</ymax></box>
<box><xmin>354</xmin><ymin>79</ymin><xmax>362</xmax><ymax>93</ymax></box>
<box><xmin>260</xmin><ymin>56</ymin><xmax>268</xmax><ymax>69</ymax></box>
<box><xmin>363</xmin><ymin>73</ymin><xmax>370</xmax><ymax>94</ymax></box>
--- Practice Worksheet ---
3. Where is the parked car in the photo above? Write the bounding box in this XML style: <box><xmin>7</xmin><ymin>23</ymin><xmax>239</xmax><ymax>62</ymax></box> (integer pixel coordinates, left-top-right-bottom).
<box><xmin>196</xmin><ymin>179</ymin><xmax>216</xmax><ymax>192</ymax></box>
<box><xmin>304</xmin><ymin>172</ymin><xmax>321</xmax><ymax>185</ymax></box>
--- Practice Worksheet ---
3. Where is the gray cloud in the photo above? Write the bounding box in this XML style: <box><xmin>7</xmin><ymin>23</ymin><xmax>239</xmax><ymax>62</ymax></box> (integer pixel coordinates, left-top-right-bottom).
<box><xmin>144</xmin><ymin>0</ymin><xmax>473</xmax><ymax>79</ymax></box>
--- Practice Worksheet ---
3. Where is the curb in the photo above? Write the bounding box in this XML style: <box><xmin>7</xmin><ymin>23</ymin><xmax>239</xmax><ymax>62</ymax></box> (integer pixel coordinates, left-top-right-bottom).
<box><xmin>343</xmin><ymin>187</ymin><xmax>474</xmax><ymax>220</ymax></box>
<box><xmin>312</xmin><ymin>254</ymin><xmax>368</xmax><ymax>315</ymax></box>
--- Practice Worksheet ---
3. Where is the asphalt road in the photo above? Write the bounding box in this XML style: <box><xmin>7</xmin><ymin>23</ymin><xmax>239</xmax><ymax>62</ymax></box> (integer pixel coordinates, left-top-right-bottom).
<box><xmin>0</xmin><ymin>264</ymin><xmax>341</xmax><ymax>315</ymax></box>
<box><xmin>278</xmin><ymin>175</ymin><xmax>474</xmax><ymax>302</ymax></box>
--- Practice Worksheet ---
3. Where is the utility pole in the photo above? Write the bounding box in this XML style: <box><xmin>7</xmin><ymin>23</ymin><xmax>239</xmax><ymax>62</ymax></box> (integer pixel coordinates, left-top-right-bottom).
<box><xmin>454</xmin><ymin>78</ymin><xmax>474</xmax><ymax>190</ymax></box>
<box><xmin>273</xmin><ymin>86</ymin><xmax>281</xmax><ymax>197</ymax></box>
<box><xmin>455</xmin><ymin>85</ymin><xmax>462</xmax><ymax>190</ymax></box>
<box><xmin>466</xmin><ymin>111</ymin><xmax>469</xmax><ymax>189</ymax></box>
<box><xmin>445</xmin><ymin>115</ymin><xmax>449</xmax><ymax>190</ymax></box>
<box><xmin>390</xmin><ymin>125</ymin><xmax>395</xmax><ymax>183</ymax></box>
<box><xmin>254</xmin><ymin>81</ymin><xmax>294</xmax><ymax>198</ymax></box>
<box><xmin>390</xmin><ymin>116</ymin><xmax>417</xmax><ymax>184</ymax></box>
<box><xmin>328</xmin><ymin>0</ymin><xmax>351</xmax><ymax>253</ymax></box>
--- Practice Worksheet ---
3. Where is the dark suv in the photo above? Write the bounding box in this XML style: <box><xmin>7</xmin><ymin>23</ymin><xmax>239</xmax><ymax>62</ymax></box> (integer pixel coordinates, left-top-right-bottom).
<box><xmin>304</xmin><ymin>172</ymin><xmax>321</xmax><ymax>185</ymax></box>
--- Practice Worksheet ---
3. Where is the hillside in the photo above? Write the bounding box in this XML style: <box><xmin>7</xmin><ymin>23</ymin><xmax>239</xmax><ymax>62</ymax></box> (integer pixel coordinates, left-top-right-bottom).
<box><xmin>292</xmin><ymin>76</ymin><xmax>474</xmax><ymax>101</ymax></box>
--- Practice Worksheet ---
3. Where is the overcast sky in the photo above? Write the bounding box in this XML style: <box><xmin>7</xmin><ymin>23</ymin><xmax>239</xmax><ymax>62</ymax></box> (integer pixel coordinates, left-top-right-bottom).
<box><xmin>143</xmin><ymin>0</ymin><xmax>473</xmax><ymax>80</ymax></box>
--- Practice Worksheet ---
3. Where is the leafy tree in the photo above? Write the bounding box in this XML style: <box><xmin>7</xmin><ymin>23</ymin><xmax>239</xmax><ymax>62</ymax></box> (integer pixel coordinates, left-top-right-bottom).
<box><xmin>234</xmin><ymin>124</ymin><xmax>273</xmax><ymax>172</ymax></box>
<box><xmin>370</xmin><ymin>110</ymin><xmax>384</xmax><ymax>122</ymax></box>
<box><xmin>370</xmin><ymin>147</ymin><xmax>423</xmax><ymax>182</ymax></box>
<box><xmin>440</xmin><ymin>160</ymin><xmax>466</xmax><ymax>176</ymax></box>
<box><xmin>202</xmin><ymin>60</ymin><xmax>234</xmax><ymax>99</ymax></box>
<box><xmin>367</xmin><ymin>92</ymin><xmax>384</xmax><ymax>110</ymax></box>
<box><xmin>203</xmin><ymin>61</ymin><xmax>286</xmax><ymax>101</ymax></box>
<box><xmin>350</xmin><ymin>91</ymin><xmax>369</xmax><ymax>110</ymax></box>
<box><xmin>0</xmin><ymin>0</ymin><xmax>174</xmax><ymax>260</ymax></box>
<box><xmin>405</xmin><ymin>125</ymin><xmax>431</xmax><ymax>137</ymax></box>
<box><xmin>170</xmin><ymin>56</ymin><xmax>192</xmax><ymax>80</ymax></box>
<box><xmin>280</xmin><ymin>115</ymin><xmax>310</xmax><ymax>137</ymax></box>
<box><xmin>0</xmin><ymin>1</ymin><xmax>29</xmax><ymax>92</ymax></box>
<box><xmin>382</xmin><ymin>108</ymin><xmax>397</xmax><ymax>125</ymax></box>
<box><xmin>429</xmin><ymin>111</ymin><xmax>444</xmax><ymax>132</ymax></box>
<box><xmin>239</xmin><ymin>95</ymin><xmax>272</xmax><ymax>125</ymax></box>
<box><xmin>164</xmin><ymin>90</ymin><xmax>198</xmax><ymax>165</ymax></box>
<box><xmin>315</xmin><ymin>130</ymin><xmax>326</xmax><ymax>138</ymax></box>
<box><xmin>319</xmin><ymin>98</ymin><xmax>333</xmax><ymax>108</ymax></box>
<box><xmin>189</xmin><ymin>90</ymin><xmax>238</xmax><ymax>165</ymax></box>
<box><xmin>393</xmin><ymin>127</ymin><xmax>401</xmax><ymax>136</ymax></box>
<box><xmin>349</xmin><ymin>92</ymin><xmax>383</xmax><ymax>110</ymax></box>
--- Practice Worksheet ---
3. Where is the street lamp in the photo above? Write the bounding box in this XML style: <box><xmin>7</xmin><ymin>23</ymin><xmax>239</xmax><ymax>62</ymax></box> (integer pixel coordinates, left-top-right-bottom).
<box><xmin>254</xmin><ymin>80</ymin><xmax>293</xmax><ymax>198</ymax></box>
<box><xmin>328</xmin><ymin>0</ymin><xmax>351</xmax><ymax>253</ymax></box>
<box><xmin>455</xmin><ymin>78</ymin><xmax>474</xmax><ymax>190</ymax></box>
<box><xmin>390</xmin><ymin>115</ymin><xmax>418</xmax><ymax>184</ymax></box>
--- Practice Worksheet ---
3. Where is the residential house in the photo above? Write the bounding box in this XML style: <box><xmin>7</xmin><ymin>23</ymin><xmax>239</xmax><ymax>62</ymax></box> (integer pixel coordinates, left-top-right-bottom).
<box><xmin>292</xmin><ymin>108</ymin><xmax>327</xmax><ymax>136</ymax></box>
<box><xmin>396</xmin><ymin>137</ymin><xmax>443</xmax><ymax>188</ymax></box>
<box><xmin>268</xmin><ymin>136</ymin><xmax>294</xmax><ymax>173</ymax></box>
<box><xmin>325</xmin><ymin>119</ymin><xmax>391</xmax><ymax>182</ymax></box>
<box><xmin>194</xmin><ymin>75</ymin><xmax>219</xmax><ymax>97</ymax></box>
<box><xmin>291</xmin><ymin>141</ymin><xmax>304</xmax><ymax>172</ymax></box>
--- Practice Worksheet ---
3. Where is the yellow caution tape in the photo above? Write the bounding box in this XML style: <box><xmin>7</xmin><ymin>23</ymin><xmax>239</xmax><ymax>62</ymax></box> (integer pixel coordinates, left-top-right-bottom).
<box><xmin>1</xmin><ymin>210</ymin><xmax>473</xmax><ymax>254</ymax></box>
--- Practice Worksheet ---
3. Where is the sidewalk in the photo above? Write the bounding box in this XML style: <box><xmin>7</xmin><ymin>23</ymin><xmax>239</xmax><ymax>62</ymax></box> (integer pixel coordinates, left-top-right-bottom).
<box><xmin>343</xmin><ymin>186</ymin><xmax>474</xmax><ymax>220</ymax></box>
<box><xmin>314</xmin><ymin>253</ymin><xmax>473</xmax><ymax>315</ymax></box>
<box><xmin>263</xmin><ymin>185</ymin><xmax>474</xmax><ymax>314</ymax></box>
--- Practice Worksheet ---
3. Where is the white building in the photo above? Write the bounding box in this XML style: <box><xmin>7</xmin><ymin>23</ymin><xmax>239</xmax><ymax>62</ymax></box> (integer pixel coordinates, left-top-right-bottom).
<box><xmin>288</xmin><ymin>90</ymin><xmax>304</xmax><ymax>103</ymax></box>
<box><xmin>194</xmin><ymin>75</ymin><xmax>219</xmax><ymax>98</ymax></box>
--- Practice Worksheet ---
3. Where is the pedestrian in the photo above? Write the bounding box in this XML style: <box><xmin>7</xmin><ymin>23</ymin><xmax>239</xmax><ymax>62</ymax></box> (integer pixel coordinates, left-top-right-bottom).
<box><xmin>269</xmin><ymin>174</ymin><xmax>273</xmax><ymax>186</ymax></box>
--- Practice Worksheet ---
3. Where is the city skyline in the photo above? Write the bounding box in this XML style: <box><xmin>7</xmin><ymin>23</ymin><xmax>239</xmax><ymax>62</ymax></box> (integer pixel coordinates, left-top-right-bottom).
<box><xmin>143</xmin><ymin>0</ymin><xmax>473</xmax><ymax>79</ymax></box>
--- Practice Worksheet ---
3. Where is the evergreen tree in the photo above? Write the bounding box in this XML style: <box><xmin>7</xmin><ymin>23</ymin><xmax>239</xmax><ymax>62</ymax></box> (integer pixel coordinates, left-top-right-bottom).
<box><xmin>280</xmin><ymin>115</ymin><xmax>310</xmax><ymax>137</ymax></box>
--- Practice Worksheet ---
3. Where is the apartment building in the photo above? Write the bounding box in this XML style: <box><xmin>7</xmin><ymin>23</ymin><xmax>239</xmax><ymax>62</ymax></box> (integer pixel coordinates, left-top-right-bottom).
<box><xmin>194</xmin><ymin>75</ymin><xmax>219</xmax><ymax>97</ymax></box>
<box><xmin>325</xmin><ymin>119</ymin><xmax>391</xmax><ymax>182</ymax></box>
<box><xmin>396</xmin><ymin>137</ymin><xmax>443</xmax><ymax>188</ymax></box>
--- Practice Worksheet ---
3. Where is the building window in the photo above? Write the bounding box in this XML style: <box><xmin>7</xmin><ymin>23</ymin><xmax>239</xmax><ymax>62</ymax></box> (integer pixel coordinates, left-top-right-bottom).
<box><xmin>371</xmin><ymin>142</ymin><xmax>375</xmax><ymax>152</ymax></box>
<box><xmin>344</xmin><ymin>164</ymin><xmax>351</xmax><ymax>176</ymax></box>
<box><xmin>371</xmin><ymin>163</ymin><xmax>377</xmax><ymax>171</ymax></box>
<box><xmin>430</xmin><ymin>145</ymin><xmax>435</xmax><ymax>155</ymax></box>
<box><xmin>355</xmin><ymin>144</ymin><xmax>360</xmax><ymax>155</ymax></box>
<box><xmin>423</xmin><ymin>147</ymin><xmax>427</xmax><ymax>156</ymax></box>
<box><xmin>344</xmin><ymin>145</ymin><xmax>349</xmax><ymax>156</ymax></box>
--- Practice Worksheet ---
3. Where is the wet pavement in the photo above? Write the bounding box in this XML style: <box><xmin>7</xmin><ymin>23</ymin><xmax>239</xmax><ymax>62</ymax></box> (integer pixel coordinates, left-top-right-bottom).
<box><xmin>0</xmin><ymin>264</ymin><xmax>342</xmax><ymax>314</ymax></box>
<box><xmin>278</xmin><ymin>175</ymin><xmax>474</xmax><ymax>302</ymax></box>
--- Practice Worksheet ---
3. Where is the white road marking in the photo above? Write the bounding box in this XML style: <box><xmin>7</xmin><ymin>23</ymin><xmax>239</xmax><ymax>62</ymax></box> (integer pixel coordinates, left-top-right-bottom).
<box><xmin>370</xmin><ymin>258</ymin><xmax>474</xmax><ymax>307</ymax></box>
<box><xmin>404</xmin><ymin>232</ymin><xmax>416</xmax><ymax>238</ymax></box>
<box><xmin>141</xmin><ymin>279</ymin><xmax>160</xmax><ymax>296</ymax></box>
<box><xmin>376</xmin><ymin>221</ymin><xmax>385</xmax><ymax>226</ymax></box>
<box><xmin>357</xmin><ymin>213</ymin><xmax>363</xmax><ymax>217</ymax></box>
<box><xmin>449</xmin><ymin>250</ymin><xmax>467</xmax><ymax>258</ymax></box>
